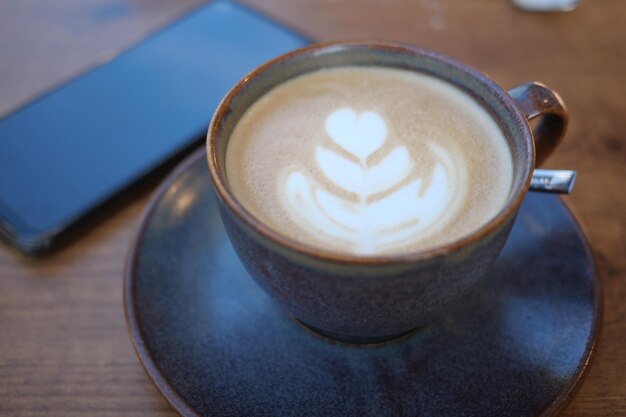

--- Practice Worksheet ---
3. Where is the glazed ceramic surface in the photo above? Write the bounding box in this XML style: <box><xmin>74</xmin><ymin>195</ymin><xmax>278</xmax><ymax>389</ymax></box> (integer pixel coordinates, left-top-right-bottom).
<box><xmin>126</xmin><ymin>150</ymin><xmax>599</xmax><ymax>417</ymax></box>
<box><xmin>206</xmin><ymin>42</ymin><xmax>568</xmax><ymax>339</ymax></box>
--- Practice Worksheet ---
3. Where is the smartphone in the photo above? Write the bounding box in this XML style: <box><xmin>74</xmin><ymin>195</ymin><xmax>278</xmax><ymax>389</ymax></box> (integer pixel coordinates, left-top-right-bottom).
<box><xmin>0</xmin><ymin>1</ymin><xmax>309</xmax><ymax>254</ymax></box>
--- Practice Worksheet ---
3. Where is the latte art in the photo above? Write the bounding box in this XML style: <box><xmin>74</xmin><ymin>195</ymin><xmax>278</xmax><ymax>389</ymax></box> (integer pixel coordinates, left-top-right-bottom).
<box><xmin>284</xmin><ymin>108</ymin><xmax>465</xmax><ymax>254</ymax></box>
<box><xmin>225</xmin><ymin>67</ymin><xmax>513</xmax><ymax>255</ymax></box>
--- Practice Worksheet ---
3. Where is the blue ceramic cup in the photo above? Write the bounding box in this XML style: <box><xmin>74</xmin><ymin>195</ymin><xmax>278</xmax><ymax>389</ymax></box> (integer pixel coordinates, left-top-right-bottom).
<box><xmin>206</xmin><ymin>42</ymin><xmax>567</xmax><ymax>343</ymax></box>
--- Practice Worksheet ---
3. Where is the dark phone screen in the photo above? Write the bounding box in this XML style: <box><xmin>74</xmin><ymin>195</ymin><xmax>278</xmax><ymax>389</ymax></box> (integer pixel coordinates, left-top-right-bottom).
<box><xmin>0</xmin><ymin>1</ymin><xmax>307</xmax><ymax>245</ymax></box>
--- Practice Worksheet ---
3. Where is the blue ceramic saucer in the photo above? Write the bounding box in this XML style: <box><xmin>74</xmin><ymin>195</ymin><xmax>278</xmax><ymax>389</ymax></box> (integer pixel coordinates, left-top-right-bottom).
<box><xmin>125</xmin><ymin>149</ymin><xmax>600</xmax><ymax>417</ymax></box>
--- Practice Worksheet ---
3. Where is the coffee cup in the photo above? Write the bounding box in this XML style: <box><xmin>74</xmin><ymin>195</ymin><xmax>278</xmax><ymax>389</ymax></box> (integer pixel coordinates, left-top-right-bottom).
<box><xmin>206</xmin><ymin>41</ymin><xmax>567</xmax><ymax>343</ymax></box>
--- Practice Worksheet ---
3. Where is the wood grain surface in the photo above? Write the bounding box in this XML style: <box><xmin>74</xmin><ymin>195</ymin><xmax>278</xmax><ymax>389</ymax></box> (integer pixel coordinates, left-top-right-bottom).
<box><xmin>1</xmin><ymin>0</ymin><xmax>624</xmax><ymax>416</ymax></box>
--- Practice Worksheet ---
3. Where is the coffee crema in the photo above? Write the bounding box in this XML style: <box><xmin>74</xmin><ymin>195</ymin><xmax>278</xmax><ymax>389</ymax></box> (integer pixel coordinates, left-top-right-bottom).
<box><xmin>225</xmin><ymin>67</ymin><xmax>513</xmax><ymax>256</ymax></box>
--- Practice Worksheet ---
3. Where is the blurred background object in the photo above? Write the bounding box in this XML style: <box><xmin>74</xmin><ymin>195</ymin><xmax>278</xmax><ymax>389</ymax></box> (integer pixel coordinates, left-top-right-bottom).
<box><xmin>0</xmin><ymin>1</ymin><xmax>307</xmax><ymax>255</ymax></box>
<box><xmin>512</xmin><ymin>0</ymin><xmax>580</xmax><ymax>12</ymax></box>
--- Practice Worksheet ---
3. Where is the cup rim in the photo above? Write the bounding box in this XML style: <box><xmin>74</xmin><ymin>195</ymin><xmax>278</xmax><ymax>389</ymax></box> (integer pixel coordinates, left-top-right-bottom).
<box><xmin>206</xmin><ymin>41</ymin><xmax>534</xmax><ymax>265</ymax></box>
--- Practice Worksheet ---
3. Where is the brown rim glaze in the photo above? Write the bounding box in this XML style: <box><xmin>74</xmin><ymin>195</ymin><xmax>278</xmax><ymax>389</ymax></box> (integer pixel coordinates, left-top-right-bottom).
<box><xmin>206</xmin><ymin>41</ymin><xmax>535</xmax><ymax>265</ymax></box>
<box><xmin>124</xmin><ymin>149</ymin><xmax>601</xmax><ymax>417</ymax></box>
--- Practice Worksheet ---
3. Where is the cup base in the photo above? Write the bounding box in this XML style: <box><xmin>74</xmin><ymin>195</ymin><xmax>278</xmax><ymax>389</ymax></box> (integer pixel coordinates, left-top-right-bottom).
<box><xmin>296</xmin><ymin>320</ymin><xmax>420</xmax><ymax>345</ymax></box>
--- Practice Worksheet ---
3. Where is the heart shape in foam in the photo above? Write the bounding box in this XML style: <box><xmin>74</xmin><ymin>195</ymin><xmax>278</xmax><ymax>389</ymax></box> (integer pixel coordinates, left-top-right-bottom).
<box><xmin>325</xmin><ymin>108</ymin><xmax>387</xmax><ymax>161</ymax></box>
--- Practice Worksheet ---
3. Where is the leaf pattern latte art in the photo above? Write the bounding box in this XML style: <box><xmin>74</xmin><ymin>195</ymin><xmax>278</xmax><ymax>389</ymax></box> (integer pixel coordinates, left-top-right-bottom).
<box><xmin>284</xmin><ymin>108</ymin><xmax>453</xmax><ymax>254</ymax></box>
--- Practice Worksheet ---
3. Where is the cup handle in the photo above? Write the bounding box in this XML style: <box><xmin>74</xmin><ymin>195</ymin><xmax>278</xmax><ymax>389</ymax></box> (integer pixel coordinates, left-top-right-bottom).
<box><xmin>508</xmin><ymin>82</ymin><xmax>569</xmax><ymax>167</ymax></box>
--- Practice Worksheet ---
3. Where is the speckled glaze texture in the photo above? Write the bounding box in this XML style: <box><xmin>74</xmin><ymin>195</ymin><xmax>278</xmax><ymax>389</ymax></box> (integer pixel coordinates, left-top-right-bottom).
<box><xmin>219</xmin><ymin>200</ymin><xmax>514</xmax><ymax>338</ymax></box>
<box><xmin>206</xmin><ymin>42</ymin><xmax>568</xmax><ymax>340</ymax></box>
<box><xmin>125</xmin><ymin>150</ymin><xmax>600</xmax><ymax>417</ymax></box>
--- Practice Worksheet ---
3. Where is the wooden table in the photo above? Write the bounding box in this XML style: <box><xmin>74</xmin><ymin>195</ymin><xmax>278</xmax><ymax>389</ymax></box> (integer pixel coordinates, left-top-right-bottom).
<box><xmin>1</xmin><ymin>1</ymin><xmax>624</xmax><ymax>415</ymax></box>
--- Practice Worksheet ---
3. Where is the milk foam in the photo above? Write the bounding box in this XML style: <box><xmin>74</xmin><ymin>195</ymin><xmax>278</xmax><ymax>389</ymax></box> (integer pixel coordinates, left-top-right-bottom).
<box><xmin>285</xmin><ymin>108</ymin><xmax>461</xmax><ymax>254</ymax></box>
<box><xmin>225</xmin><ymin>67</ymin><xmax>513</xmax><ymax>255</ymax></box>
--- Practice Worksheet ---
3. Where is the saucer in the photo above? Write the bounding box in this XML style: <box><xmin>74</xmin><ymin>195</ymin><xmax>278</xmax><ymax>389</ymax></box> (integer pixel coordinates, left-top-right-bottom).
<box><xmin>125</xmin><ymin>149</ymin><xmax>600</xmax><ymax>417</ymax></box>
